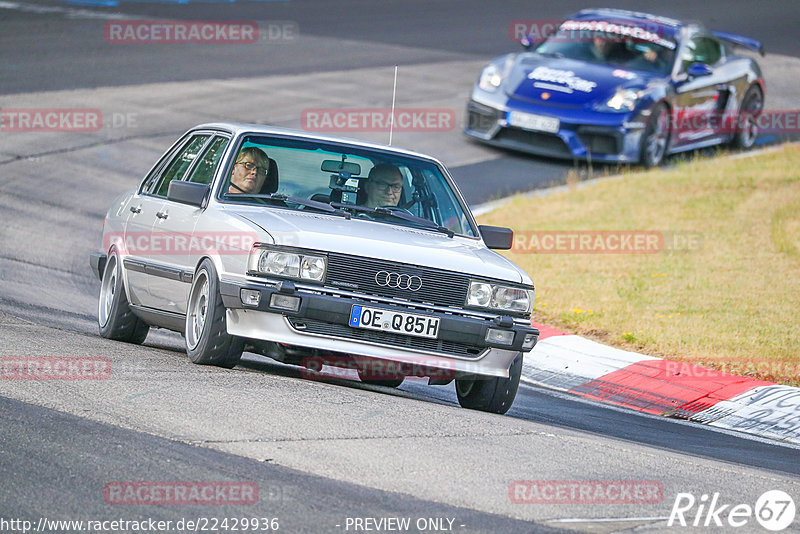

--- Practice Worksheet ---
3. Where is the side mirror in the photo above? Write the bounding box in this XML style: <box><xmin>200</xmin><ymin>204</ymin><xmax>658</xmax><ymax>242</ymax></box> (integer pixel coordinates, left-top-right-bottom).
<box><xmin>687</xmin><ymin>62</ymin><xmax>713</xmax><ymax>78</ymax></box>
<box><xmin>479</xmin><ymin>225</ymin><xmax>513</xmax><ymax>250</ymax></box>
<box><xmin>167</xmin><ymin>180</ymin><xmax>209</xmax><ymax>207</ymax></box>
<box><xmin>520</xmin><ymin>34</ymin><xmax>537</xmax><ymax>51</ymax></box>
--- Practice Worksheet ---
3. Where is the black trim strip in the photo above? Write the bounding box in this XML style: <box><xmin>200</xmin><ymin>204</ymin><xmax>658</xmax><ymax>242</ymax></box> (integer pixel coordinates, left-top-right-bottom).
<box><xmin>122</xmin><ymin>258</ymin><xmax>193</xmax><ymax>283</ymax></box>
<box><xmin>129</xmin><ymin>304</ymin><xmax>185</xmax><ymax>332</ymax></box>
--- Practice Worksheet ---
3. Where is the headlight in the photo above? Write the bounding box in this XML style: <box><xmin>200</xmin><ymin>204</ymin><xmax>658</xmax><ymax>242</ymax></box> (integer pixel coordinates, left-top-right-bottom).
<box><xmin>478</xmin><ymin>64</ymin><xmax>503</xmax><ymax>92</ymax></box>
<box><xmin>467</xmin><ymin>281</ymin><xmax>534</xmax><ymax>313</ymax></box>
<box><xmin>249</xmin><ymin>247</ymin><xmax>327</xmax><ymax>282</ymax></box>
<box><xmin>601</xmin><ymin>88</ymin><xmax>641</xmax><ymax>112</ymax></box>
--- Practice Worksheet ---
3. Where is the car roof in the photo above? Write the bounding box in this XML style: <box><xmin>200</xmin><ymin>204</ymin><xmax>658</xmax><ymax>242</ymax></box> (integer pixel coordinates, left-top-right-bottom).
<box><xmin>569</xmin><ymin>8</ymin><xmax>686</xmax><ymax>40</ymax></box>
<box><xmin>193</xmin><ymin>122</ymin><xmax>444</xmax><ymax>164</ymax></box>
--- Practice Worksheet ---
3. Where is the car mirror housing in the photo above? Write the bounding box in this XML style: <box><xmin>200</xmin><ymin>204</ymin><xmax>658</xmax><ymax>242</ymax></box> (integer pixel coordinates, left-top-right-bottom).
<box><xmin>167</xmin><ymin>180</ymin><xmax>209</xmax><ymax>207</ymax></box>
<box><xmin>479</xmin><ymin>225</ymin><xmax>514</xmax><ymax>250</ymax></box>
<box><xmin>687</xmin><ymin>62</ymin><xmax>714</xmax><ymax>78</ymax></box>
<box><xmin>520</xmin><ymin>34</ymin><xmax>539</xmax><ymax>50</ymax></box>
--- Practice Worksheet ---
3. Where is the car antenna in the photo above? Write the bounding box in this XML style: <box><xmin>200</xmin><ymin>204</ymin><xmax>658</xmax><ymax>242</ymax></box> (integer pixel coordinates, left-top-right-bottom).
<box><xmin>388</xmin><ymin>65</ymin><xmax>398</xmax><ymax>146</ymax></box>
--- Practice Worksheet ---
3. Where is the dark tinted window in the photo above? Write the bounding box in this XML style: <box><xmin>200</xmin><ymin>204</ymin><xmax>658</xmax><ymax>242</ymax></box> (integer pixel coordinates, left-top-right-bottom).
<box><xmin>187</xmin><ymin>136</ymin><xmax>229</xmax><ymax>185</ymax></box>
<box><xmin>150</xmin><ymin>134</ymin><xmax>210</xmax><ymax>197</ymax></box>
<box><xmin>681</xmin><ymin>36</ymin><xmax>722</xmax><ymax>70</ymax></box>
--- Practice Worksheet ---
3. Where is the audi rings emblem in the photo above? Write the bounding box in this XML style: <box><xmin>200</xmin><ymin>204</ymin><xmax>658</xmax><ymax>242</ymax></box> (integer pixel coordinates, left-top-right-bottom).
<box><xmin>375</xmin><ymin>270</ymin><xmax>423</xmax><ymax>291</ymax></box>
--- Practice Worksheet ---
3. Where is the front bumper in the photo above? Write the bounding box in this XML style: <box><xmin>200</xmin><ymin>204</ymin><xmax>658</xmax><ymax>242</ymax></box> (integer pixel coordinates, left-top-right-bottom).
<box><xmin>220</xmin><ymin>279</ymin><xmax>539</xmax><ymax>378</ymax></box>
<box><xmin>464</xmin><ymin>96</ymin><xmax>647</xmax><ymax>163</ymax></box>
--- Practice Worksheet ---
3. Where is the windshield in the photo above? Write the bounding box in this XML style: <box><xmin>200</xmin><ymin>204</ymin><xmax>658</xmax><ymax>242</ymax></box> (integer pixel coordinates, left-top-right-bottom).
<box><xmin>535</xmin><ymin>20</ymin><xmax>677</xmax><ymax>75</ymax></box>
<box><xmin>219</xmin><ymin>135</ymin><xmax>477</xmax><ymax>237</ymax></box>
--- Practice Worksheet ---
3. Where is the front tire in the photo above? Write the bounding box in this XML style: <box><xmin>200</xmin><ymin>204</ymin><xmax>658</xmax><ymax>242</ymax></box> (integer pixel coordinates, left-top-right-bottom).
<box><xmin>185</xmin><ymin>259</ymin><xmax>243</xmax><ymax>369</ymax></box>
<box><xmin>455</xmin><ymin>353</ymin><xmax>522</xmax><ymax>414</ymax></box>
<box><xmin>640</xmin><ymin>102</ymin><xmax>670</xmax><ymax>168</ymax></box>
<box><xmin>732</xmin><ymin>85</ymin><xmax>763</xmax><ymax>149</ymax></box>
<box><xmin>98</xmin><ymin>250</ymin><xmax>149</xmax><ymax>344</ymax></box>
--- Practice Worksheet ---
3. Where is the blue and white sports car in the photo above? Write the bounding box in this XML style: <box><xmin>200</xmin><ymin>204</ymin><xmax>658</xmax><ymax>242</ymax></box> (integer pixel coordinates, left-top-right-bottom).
<box><xmin>465</xmin><ymin>8</ymin><xmax>765</xmax><ymax>166</ymax></box>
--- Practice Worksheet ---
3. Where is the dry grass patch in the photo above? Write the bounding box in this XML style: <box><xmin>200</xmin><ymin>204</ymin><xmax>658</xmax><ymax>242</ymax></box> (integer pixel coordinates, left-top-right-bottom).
<box><xmin>479</xmin><ymin>145</ymin><xmax>800</xmax><ymax>386</ymax></box>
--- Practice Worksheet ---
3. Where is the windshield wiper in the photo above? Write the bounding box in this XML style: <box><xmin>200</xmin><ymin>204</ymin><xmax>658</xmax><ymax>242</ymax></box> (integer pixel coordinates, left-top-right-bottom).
<box><xmin>331</xmin><ymin>203</ymin><xmax>454</xmax><ymax>238</ymax></box>
<box><xmin>225</xmin><ymin>193</ymin><xmax>351</xmax><ymax>219</ymax></box>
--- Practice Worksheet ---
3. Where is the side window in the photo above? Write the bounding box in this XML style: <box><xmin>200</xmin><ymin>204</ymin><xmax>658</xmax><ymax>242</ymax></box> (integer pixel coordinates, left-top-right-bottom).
<box><xmin>681</xmin><ymin>37</ymin><xmax>722</xmax><ymax>71</ymax></box>
<box><xmin>150</xmin><ymin>134</ymin><xmax>210</xmax><ymax>197</ymax></box>
<box><xmin>187</xmin><ymin>136</ymin><xmax>229</xmax><ymax>185</ymax></box>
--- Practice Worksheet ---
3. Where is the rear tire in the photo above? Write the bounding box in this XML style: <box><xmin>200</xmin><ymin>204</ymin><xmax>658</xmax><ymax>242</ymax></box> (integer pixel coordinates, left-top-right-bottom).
<box><xmin>455</xmin><ymin>353</ymin><xmax>522</xmax><ymax>414</ymax></box>
<box><xmin>98</xmin><ymin>250</ymin><xmax>149</xmax><ymax>344</ymax></box>
<box><xmin>640</xmin><ymin>102</ymin><xmax>670</xmax><ymax>168</ymax></box>
<box><xmin>732</xmin><ymin>85</ymin><xmax>763</xmax><ymax>149</ymax></box>
<box><xmin>185</xmin><ymin>259</ymin><xmax>243</xmax><ymax>369</ymax></box>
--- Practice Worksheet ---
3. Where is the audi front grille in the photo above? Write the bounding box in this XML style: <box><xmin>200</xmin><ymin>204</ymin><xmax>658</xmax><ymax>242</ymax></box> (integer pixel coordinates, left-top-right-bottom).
<box><xmin>324</xmin><ymin>252</ymin><xmax>469</xmax><ymax>307</ymax></box>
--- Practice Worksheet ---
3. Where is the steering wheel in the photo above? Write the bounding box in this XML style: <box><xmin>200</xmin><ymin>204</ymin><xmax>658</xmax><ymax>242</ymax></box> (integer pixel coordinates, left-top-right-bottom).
<box><xmin>381</xmin><ymin>205</ymin><xmax>414</xmax><ymax>215</ymax></box>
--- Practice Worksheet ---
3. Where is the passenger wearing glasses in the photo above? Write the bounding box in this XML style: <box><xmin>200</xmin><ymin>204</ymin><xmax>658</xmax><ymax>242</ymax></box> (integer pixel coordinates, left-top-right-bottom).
<box><xmin>228</xmin><ymin>147</ymin><xmax>270</xmax><ymax>194</ymax></box>
<box><xmin>361</xmin><ymin>163</ymin><xmax>404</xmax><ymax>208</ymax></box>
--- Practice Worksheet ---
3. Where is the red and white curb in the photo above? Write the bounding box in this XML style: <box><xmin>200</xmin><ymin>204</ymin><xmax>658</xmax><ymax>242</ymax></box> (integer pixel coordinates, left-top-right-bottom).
<box><xmin>524</xmin><ymin>323</ymin><xmax>800</xmax><ymax>445</ymax></box>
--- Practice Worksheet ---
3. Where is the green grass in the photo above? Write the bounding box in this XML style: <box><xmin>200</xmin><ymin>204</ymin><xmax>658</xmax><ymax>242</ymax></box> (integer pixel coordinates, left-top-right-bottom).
<box><xmin>478</xmin><ymin>145</ymin><xmax>800</xmax><ymax>386</ymax></box>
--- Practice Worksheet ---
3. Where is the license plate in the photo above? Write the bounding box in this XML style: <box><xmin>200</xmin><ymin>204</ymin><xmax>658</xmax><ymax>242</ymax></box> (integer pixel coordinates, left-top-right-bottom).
<box><xmin>507</xmin><ymin>111</ymin><xmax>560</xmax><ymax>133</ymax></box>
<box><xmin>349</xmin><ymin>305</ymin><xmax>439</xmax><ymax>339</ymax></box>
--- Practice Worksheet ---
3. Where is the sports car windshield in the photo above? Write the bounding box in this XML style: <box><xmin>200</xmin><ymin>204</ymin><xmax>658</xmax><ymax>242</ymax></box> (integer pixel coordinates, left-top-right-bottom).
<box><xmin>535</xmin><ymin>23</ymin><xmax>677</xmax><ymax>75</ymax></box>
<box><xmin>220</xmin><ymin>135</ymin><xmax>477</xmax><ymax>237</ymax></box>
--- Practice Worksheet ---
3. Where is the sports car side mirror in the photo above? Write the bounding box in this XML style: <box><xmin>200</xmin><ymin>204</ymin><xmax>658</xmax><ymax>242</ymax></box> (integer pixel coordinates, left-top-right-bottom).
<box><xmin>479</xmin><ymin>225</ymin><xmax>514</xmax><ymax>250</ymax></box>
<box><xmin>167</xmin><ymin>180</ymin><xmax>209</xmax><ymax>207</ymax></box>
<box><xmin>520</xmin><ymin>35</ymin><xmax>539</xmax><ymax>50</ymax></box>
<box><xmin>687</xmin><ymin>62</ymin><xmax>713</xmax><ymax>78</ymax></box>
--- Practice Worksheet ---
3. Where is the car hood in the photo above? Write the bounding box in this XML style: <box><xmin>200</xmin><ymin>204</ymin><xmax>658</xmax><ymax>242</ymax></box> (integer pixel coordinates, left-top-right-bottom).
<box><xmin>504</xmin><ymin>53</ymin><xmax>659</xmax><ymax>107</ymax></box>
<box><xmin>226</xmin><ymin>207</ymin><xmax>530</xmax><ymax>284</ymax></box>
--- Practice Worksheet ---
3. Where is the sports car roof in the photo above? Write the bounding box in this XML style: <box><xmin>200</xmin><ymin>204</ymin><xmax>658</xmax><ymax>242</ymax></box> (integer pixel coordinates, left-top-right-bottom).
<box><xmin>570</xmin><ymin>8</ymin><xmax>684</xmax><ymax>40</ymax></box>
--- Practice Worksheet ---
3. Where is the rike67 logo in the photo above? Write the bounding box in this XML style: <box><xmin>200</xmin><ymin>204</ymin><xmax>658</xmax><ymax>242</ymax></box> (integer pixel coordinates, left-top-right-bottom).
<box><xmin>669</xmin><ymin>490</ymin><xmax>796</xmax><ymax>531</ymax></box>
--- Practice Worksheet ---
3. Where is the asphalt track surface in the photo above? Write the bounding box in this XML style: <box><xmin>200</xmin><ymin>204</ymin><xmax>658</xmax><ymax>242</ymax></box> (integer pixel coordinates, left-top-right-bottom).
<box><xmin>1</xmin><ymin>1</ymin><xmax>800</xmax><ymax>532</ymax></box>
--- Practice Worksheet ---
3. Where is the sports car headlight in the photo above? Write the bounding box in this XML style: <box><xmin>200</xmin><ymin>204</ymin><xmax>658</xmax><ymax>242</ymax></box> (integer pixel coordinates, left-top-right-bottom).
<box><xmin>249</xmin><ymin>248</ymin><xmax>327</xmax><ymax>282</ymax></box>
<box><xmin>478</xmin><ymin>64</ymin><xmax>503</xmax><ymax>92</ymax></box>
<box><xmin>601</xmin><ymin>88</ymin><xmax>641</xmax><ymax>112</ymax></box>
<box><xmin>467</xmin><ymin>281</ymin><xmax>534</xmax><ymax>313</ymax></box>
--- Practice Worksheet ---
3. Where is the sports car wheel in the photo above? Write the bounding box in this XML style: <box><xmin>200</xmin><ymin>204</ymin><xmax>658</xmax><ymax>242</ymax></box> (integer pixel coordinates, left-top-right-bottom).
<box><xmin>357</xmin><ymin>366</ymin><xmax>405</xmax><ymax>388</ymax></box>
<box><xmin>185</xmin><ymin>259</ymin><xmax>243</xmax><ymax>368</ymax></box>
<box><xmin>98</xmin><ymin>250</ymin><xmax>149</xmax><ymax>343</ymax></box>
<box><xmin>640</xmin><ymin>103</ymin><xmax>670</xmax><ymax>168</ymax></box>
<box><xmin>732</xmin><ymin>85</ymin><xmax>763</xmax><ymax>149</ymax></box>
<box><xmin>455</xmin><ymin>353</ymin><xmax>522</xmax><ymax>414</ymax></box>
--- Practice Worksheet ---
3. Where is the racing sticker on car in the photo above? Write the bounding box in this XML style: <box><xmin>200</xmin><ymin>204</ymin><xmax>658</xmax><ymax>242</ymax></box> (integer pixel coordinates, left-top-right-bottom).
<box><xmin>527</xmin><ymin>67</ymin><xmax>597</xmax><ymax>93</ymax></box>
<box><xmin>349</xmin><ymin>305</ymin><xmax>439</xmax><ymax>339</ymax></box>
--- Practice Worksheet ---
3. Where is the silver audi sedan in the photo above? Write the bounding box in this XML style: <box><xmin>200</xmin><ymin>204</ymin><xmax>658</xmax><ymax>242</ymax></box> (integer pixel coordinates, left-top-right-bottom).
<box><xmin>91</xmin><ymin>123</ymin><xmax>538</xmax><ymax>413</ymax></box>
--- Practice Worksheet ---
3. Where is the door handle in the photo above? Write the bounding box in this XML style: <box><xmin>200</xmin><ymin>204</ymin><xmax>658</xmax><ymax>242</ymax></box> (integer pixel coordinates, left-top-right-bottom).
<box><xmin>129</xmin><ymin>206</ymin><xmax>141</xmax><ymax>214</ymax></box>
<box><xmin>156</xmin><ymin>211</ymin><xmax>168</xmax><ymax>220</ymax></box>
